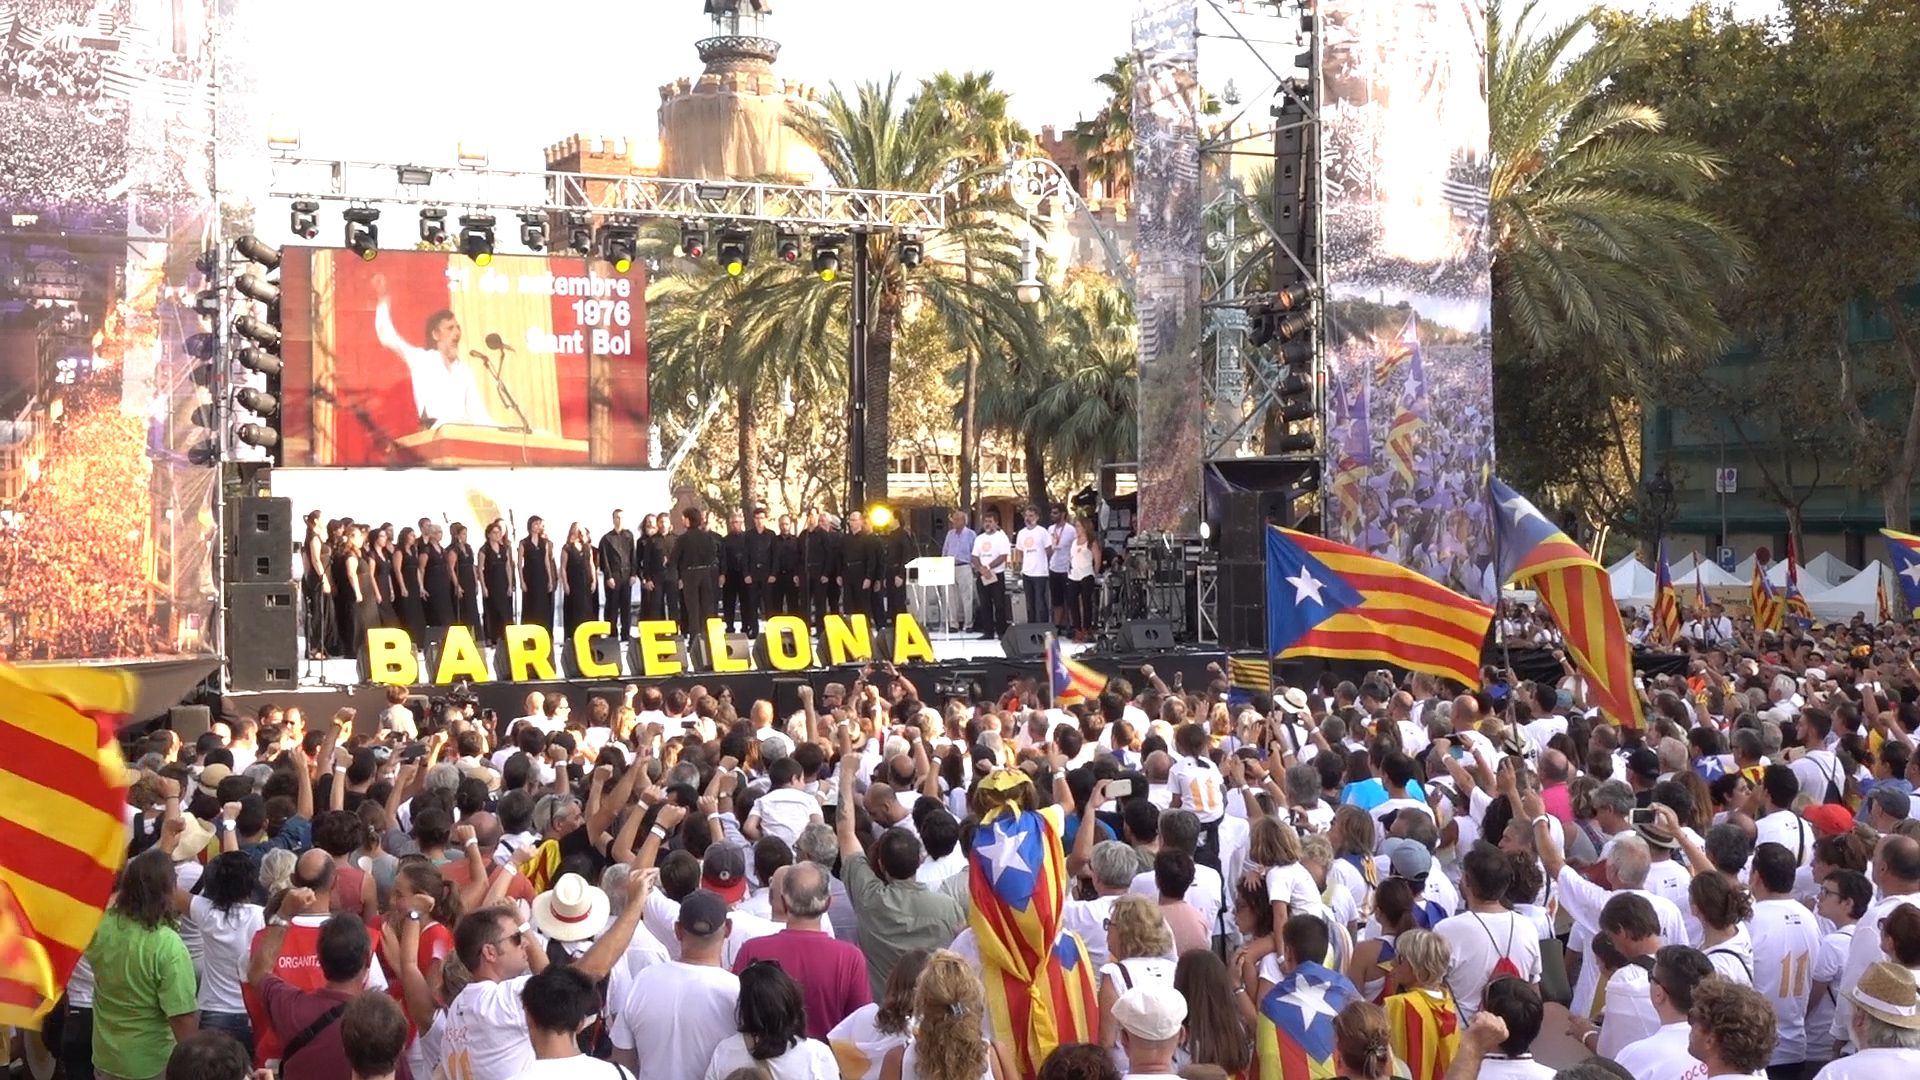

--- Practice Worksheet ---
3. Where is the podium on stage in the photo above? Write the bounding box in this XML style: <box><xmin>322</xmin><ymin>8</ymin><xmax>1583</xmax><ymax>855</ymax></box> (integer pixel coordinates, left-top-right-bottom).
<box><xmin>391</xmin><ymin>424</ymin><xmax>590</xmax><ymax>465</ymax></box>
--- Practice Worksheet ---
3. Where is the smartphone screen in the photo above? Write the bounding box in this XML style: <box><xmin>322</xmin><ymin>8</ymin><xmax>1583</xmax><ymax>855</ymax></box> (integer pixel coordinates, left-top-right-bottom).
<box><xmin>1108</xmin><ymin>779</ymin><xmax>1134</xmax><ymax>799</ymax></box>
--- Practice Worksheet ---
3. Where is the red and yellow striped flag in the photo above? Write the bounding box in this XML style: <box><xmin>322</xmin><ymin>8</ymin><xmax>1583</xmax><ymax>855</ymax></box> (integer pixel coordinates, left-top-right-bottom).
<box><xmin>1491</xmin><ymin>480</ymin><xmax>1644</xmax><ymax>729</ymax></box>
<box><xmin>1751</xmin><ymin>563</ymin><xmax>1782</xmax><ymax>633</ymax></box>
<box><xmin>1386</xmin><ymin>988</ymin><xmax>1460</xmax><ymax>1080</ymax></box>
<box><xmin>1651</xmin><ymin>542</ymin><xmax>1681</xmax><ymax>645</ymax></box>
<box><xmin>968</xmin><ymin>777</ymin><xmax>1097</xmax><ymax>1077</ymax></box>
<box><xmin>0</xmin><ymin>664</ymin><xmax>134</xmax><ymax>1029</ymax></box>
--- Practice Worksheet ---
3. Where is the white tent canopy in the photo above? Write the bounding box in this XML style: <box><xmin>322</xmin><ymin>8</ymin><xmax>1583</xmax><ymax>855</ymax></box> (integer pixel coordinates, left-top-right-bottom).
<box><xmin>1610</xmin><ymin>557</ymin><xmax>1656</xmax><ymax>607</ymax></box>
<box><xmin>1805</xmin><ymin>551</ymin><xmax>1858</xmax><ymax>588</ymax></box>
<box><xmin>1807</xmin><ymin>562</ymin><xmax>1885</xmax><ymax>622</ymax></box>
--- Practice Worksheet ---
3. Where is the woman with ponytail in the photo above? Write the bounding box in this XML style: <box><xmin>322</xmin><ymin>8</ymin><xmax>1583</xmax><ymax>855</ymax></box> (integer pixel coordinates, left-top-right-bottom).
<box><xmin>1331</xmin><ymin>1000</ymin><xmax>1396</xmax><ymax>1080</ymax></box>
<box><xmin>879</xmin><ymin>949</ymin><xmax>1008</xmax><ymax>1080</ymax></box>
<box><xmin>375</xmin><ymin>856</ymin><xmax>458</xmax><ymax>990</ymax></box>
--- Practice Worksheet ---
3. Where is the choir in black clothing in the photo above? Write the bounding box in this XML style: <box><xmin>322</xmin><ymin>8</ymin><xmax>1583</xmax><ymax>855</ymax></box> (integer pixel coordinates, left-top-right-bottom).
<box><xmin>304</xmin><ymin>504</ymin><xmax>928</xmax><ymax>661</ymax></box>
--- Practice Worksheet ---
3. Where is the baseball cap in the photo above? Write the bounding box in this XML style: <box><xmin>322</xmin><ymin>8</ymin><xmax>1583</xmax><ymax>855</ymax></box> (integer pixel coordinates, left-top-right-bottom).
<box><xmin>677</xmin><ymin>889</ymin><xmax>730</xmax><ymax>937</ymax></box>
<box><xmin>1110</xmin><ymin>984</ymin><xmax>1186</xmax><ymax>1042</ymax></box>
<box><xmin>1804</xmin><ymin>803</ymin><xmax>1855</xmax><ymax>838</ymax></box>
<box><xmin>1626</xmin><ymin>747</ymin><xmax>1661</xmax><ymax>781</ymax></box>
<box><xmin>196</xmin><ymin>763</ymin><xmax>232</xmax><ymax>796</ymax></box>
<box><xmin>701</xmin><ymin>844</ymin><xmax>748</xmax><ymax>903</ymax></box>
<box><xmin>1382</xmin><ymin>837</ymin><xmax>1432</xmax><ymax>881</ymax></box>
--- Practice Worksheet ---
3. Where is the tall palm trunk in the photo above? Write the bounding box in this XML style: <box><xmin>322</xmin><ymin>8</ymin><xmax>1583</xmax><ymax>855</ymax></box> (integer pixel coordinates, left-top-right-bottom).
<box><xmin>865</xmin><ymin>283</ymin><xmax>903</xmax><ymax>504</ymax></box>
<box><xmin>960</xmin><ymin>350</ymin><xmax>980</xmax><ymax>515</ymax></box>
<box><xmin>737</xmin><ymin>384</ymin><xmax>760</xmax><ymax>512</ymax></box>
<box><xmin>1023</xmin><ymin>432</ymin><xmax>1047</xmax><ymax>509</ymax></box>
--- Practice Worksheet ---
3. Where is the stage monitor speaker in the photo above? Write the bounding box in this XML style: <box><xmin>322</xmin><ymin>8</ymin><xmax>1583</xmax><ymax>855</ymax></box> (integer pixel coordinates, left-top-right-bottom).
<box><xmin>1119</xmin><ymin>620</ymin><xmax>1175</xmax><ymax>653</ymax></box>
<box><xmin>1001</xmin><ymin>622</ymin><xmax>1052</xmax><ymax>658</ymax></box>
<box><xmin>231</xmin><ymin>496</ymin><xmax>292</xmax><ymax>583</ymax></box>
<box><xmin>227</xmin><ymin>582</ymin><xmax>298</xmax><ymax>690</ymax></box>
<box><xmin>168</xmin><ymin>705</ymin><xmax>211</xmax><ymax>743</ymax></box>
<box><xmin>1219</xmin><ymin>561</ymin><xmax>1267</xmax><ymax>653</ymax></box>
<box><xmin>562</xmin><ymin>632</ymin><xmax>626</xmax><ymax>680</ymax></box>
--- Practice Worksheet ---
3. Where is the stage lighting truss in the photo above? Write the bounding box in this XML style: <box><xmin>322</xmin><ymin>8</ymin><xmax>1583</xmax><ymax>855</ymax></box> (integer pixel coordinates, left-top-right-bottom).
<box><xmin>565</xmin><ymin>211</ymin><xmax>593</xmax><ymax>256</ymax></box>
<box><xmin>419</xmin><ymin>207</ymin><xmax>449</xmax><ymax>245</ymax></box>
<box><xmin>678</xmin><ymin>219</ymin><xmax>708</xmax><ymax>260</ymax></box>
<box><xmin>458</xmin><ymin>213</ymin><xmax>497</xmax><ymax>265</ymax></box>
<box><xmin>343</xmin><ymin>206</ymin><xmax>381</xmax><ymax>260</ymax></box>
<box><xmin>811</xmin><ymin>233</ymin><xmax>844</xmax><ymax>282</ymax></box>
<box><xmin>774</xmin><ymin>229</ymin><xmax>802</xmax><ymax>265</ymax></box>
<box><xmin>597</xmin><ymin>220</ymin><xmax>639</xmax><ymax>273</ymax></box>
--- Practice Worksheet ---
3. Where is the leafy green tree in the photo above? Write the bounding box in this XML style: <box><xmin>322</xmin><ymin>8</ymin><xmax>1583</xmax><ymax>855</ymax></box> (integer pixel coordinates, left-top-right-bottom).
<box><xmin>1072</xmin><ymin>54</ymin><xmax>1134</xmax><ymax>203</ymax></box>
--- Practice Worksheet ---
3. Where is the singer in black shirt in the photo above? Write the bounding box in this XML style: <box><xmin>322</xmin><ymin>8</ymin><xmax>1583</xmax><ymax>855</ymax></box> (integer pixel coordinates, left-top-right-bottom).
<box><xmin>801</xmin><ymin>509</ymin><xmax>842</xmax><ymax>630</ymax></box>
<box><xmin>742</xmin><ymin>507</ymin><xmax>776</xmax><ymax>636</ymax></box>
<box><xmin>598</xmin><ymin>510</ymin><xmax>636</xmax><ymax>638</ymax></box>
<box><xmin>672</xmin><ymin>506</ymin><xmax>722</xmax><ymax>636</ymax></box>
<box><xmin>771</xmin><ymin>513</ymin><xmax>801</xmax><ymax>618</ymax></box>
<box><xmin>719</xmin><ymin>510</ymin><xmax>748</xmax><ymax>632</ymax></box>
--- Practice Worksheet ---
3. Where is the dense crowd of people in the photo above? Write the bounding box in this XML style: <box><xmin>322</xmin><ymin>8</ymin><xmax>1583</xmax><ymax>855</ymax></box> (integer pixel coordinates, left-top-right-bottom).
<box><xmin>302</xmin><ymin>504</ymin><xmax>1108</xmax><ymax>659</ymax></box>
<box><xmin>0</xmin><ymin>385</ymin><xmax>165</xmax><ymax>659</ymax></box>
<box><xmin>44</xmin><ymin>618</ymin><xmax>1920</xmax><ymax>1080</ymax></box>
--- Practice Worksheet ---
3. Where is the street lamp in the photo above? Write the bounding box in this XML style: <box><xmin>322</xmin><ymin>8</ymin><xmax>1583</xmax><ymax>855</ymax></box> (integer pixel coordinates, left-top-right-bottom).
<box><xmin>1015</xmin><ymin>234</ymin><xmax>1042</xmax><ymax>305</ymax></box>
<box><xmin>1644</xmin><ymin>464</ymin><xmax>1676</xmax><ymax>543</ymax></box>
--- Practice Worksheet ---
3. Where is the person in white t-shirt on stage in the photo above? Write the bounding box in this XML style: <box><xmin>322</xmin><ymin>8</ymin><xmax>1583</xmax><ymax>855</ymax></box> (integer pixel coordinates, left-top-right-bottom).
<box><xmin>439</xmin><ymin>871</ymin><xmax>648</xmax><ymax>1080</ymax></box>
<box><xmin>1012</xmin><ymin>505</ymin><xmax>1053</xmax><ymax>627</ymax></box>
<box><xmin>969</xmin><ymin>512</ymin><xmax>1012</xmax><ymax>640</ymax></box>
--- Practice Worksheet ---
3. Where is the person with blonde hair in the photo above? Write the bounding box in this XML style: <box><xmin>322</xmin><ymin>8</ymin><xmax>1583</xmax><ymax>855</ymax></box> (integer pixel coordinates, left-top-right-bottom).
<box><xmin>1382</xmin><ymin>930</ymin><xmax>1459</xmax><ymax>1080</ymax></box>
<box><xmin>1097</xmin><ymin>896</ymin><xmax>1177</xmax><ymax>1071</ymax></box>
<box><xmin>879</xmin><ymin>949</ymin><xmax>1007</xmax><ymax>1080</ymax></box>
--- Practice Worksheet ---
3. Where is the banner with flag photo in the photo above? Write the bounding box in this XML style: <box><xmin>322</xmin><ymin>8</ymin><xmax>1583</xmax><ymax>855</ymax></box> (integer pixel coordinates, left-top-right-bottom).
<box><xmin>1257</xmin><ymin>961</ymin><xmax>1361</xmax><ymax>1080</ymax></box>
<box><xmin>0</xmin><ymin>664</ymin><xmax>137</xmax><ymax>1029</ymax></box>
<box><xmin>1491</xmin><ymin>479</ymin><xmax>1644</xmax><ymax>729</ymax></box>
<box><xmin>1385</xmin><ymin>314</ymin><xmax>1428</xmax><ymax>487</ymax></box>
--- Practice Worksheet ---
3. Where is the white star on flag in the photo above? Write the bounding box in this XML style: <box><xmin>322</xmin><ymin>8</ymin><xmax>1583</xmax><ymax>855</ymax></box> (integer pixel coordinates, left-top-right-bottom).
<box><xmin>1902</xmin><ymin>562</ymin><xmax>1920</xmax><ymax>587</ymax></box>
<box><xmin>1283</xmin><ymin>980</ymin><xmax>1341</xmax><ymax>1025</ymax></box>
<box><xmin>1500</xmin><ymin>492</ymin><xmax>1546</xmax><ymax>527</ymax></box>
<box><xmin>976</xmin><ymin>821</ymin><xmax>1032</xmax><ymax>885</ymax></box>
<box><xmin>1287</xmin><ymin>567</ymin><xmax>1327</xmax><ymax>607</ymax></box>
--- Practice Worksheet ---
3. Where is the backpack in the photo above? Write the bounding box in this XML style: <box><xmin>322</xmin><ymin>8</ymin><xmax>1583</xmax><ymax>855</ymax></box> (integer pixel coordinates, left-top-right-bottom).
<box><xmin>1476</xmin><ymin>913</ymin><xmax>1524</xmax><ymax>981</ymax></box>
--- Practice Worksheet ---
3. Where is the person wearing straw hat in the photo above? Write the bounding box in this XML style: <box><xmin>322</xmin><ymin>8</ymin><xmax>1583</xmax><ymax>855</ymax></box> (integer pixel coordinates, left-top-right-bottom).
<box><xmin>1814</xmin><ymin>961</ymin><xmax>1920</xmax><ymax>1079</ymax></box>
<box><xmin>532</xmin><ymin>873</ymin><xmax>612</xmax><ymax>962</ymax></box>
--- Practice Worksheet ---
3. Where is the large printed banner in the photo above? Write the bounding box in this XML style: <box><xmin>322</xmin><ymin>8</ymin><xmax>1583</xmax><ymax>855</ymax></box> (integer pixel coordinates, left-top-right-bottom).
<box><xmin>1131</xmin><ymin>0</ymin><xmax>1204</xmax><ymax>535</ymax></box>
<box><xmin>279</xmin><ymin>249</ymin><xmax>650</xmax><ymax>467</ymax></box>
<box><xmin>1319</xmin><ymin>0</ymin><xmax>1495</xmax><ymax>600</ymax></box>
<box><xmin>0</xmin><ymin>0</ymin><xmax>220</xmax><ymax>660</ymax></box>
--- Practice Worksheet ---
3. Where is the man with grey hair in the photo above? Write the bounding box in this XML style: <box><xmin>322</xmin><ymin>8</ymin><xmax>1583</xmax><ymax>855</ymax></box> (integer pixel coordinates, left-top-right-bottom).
<box><xmin>1065</xmin><ymin>839</ymin><xmax>1144</xmax><ymax>968</ymax></box>
<box><xmin>1285</xmin><ymin>764</ymin><xmax>1332</xmax><ymax>832</ymax></box>
<box><xmin>731</xmin><ymin>860</ymin><xmax>871</xmax><ymax>1038</ymax></box>
<box><xmin>794</xmin><ymin>822</ymin><xmax>859</xmax><ymax>943</ymax></box>
<box><xmin>1833</xmin><ymin>960</ymin><xmax>1920</xmax><ymax>1072</ymax></box>
<box><xmin>396</xmin><ymin>761</ymin><xmax>464</xmax><ymax>832</ymax></box>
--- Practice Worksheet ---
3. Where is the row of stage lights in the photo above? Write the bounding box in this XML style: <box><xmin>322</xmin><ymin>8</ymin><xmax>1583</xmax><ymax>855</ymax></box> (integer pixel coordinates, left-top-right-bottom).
<box><xmin>290</xmin><ymin>201</ymin><xmax>922</xmax><ymax>280</ymax></box>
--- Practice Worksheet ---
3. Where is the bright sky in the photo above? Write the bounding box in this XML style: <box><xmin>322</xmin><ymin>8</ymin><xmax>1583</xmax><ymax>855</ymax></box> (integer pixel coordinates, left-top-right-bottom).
<box><xmin>254</xmin><ymin>0</ymin><xmax>1781</xmax><ymax>173</ymax></box>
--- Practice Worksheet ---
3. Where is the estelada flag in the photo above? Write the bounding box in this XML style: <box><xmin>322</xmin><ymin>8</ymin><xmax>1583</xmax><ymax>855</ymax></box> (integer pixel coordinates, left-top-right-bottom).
<box><xmin>0</xmin><ymin>663</ymin><xmax>135</xmax><ymax>1029</ymax></box>
<box><xmin>1386</xmin><ymin>987</ymin><xmax>1460</xmax><ymax>1080</ymax></box>
<box><xmin>1492</xmin><ymin>479</ymin><xmax>1644</xmax><ymax>729</ymax></box>
<box><xmin>1257</xmin><ymin>960</ymin><xmax>1360</xmax><ymax>1080</ymax></box>
<box><xmin>1046</xmin><ymin>634</ymin><xmax>1106</xmax><ymax>706</ymax></box>
<box><xmin>1651</xmin><ymin>541</ymin><xmax>1682</xmax><ymax>645</ymax></box>
<box><xmin>968</xmin><ymin>777</ymin><xmax>1096</xmax><ymax>1076</ymax></box>
<box><xmin>1751</xmin><ymin>563</ymin><xmax>1782</xmax><ymax>633</ymax></box>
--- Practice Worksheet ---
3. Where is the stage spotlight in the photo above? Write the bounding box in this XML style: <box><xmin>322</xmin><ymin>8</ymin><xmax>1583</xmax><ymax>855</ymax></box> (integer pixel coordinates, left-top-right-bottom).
<box><xmin>344</xmin><ymin>207</ymin><xmax>380</xmax><ymax>261</ymax></box>
<box><xmin>1279</xmin><ymin>338</ymin><xmax>1313</xmax><ymax>365</ymax></box>
<box><xmin>194</xmin><ymin>249</ymin><xmax>220</xmax><ymax>280</ymax></box>
<box><xmin>187</xmin><ymin>441</ymin><xmax>219</xmax><ymax>467</ymax></box>
<box><xmin>718</xmin><ymin>227</ymin><xmax>750</xmax><ymax>275</ymax></box>
<box><xmin>234</xmin><ymin>235</ymin><xmax>281</xmax><ymax>269</ymax></box>
<box><xmin>235</xmin><ymin>424</ymin><xmax>280</xmax><ymax>450</ymax></box>
<box><xmin>679</xmin><ymin>220</ymin><xmax>709</xmax><ymax>260</ymax></box>
<box><xmin>811</xmin><ymin>234</ymin><xmax>844</xmax><ymax>281</ymax></box>
<box><xmin>235</xmin><ymin>273</ymin><xmax>279</xmax><ymax>307</ymax></box>
<box><xmin>519</xmin><ymin>212</ymin><xmax>548</xmax><ymax>252</ymax></box>
<box><xmin>598</xmin><ymin>222</ymin><xmax>639</xmax><ymax>273</ymax></box>
<box><xmin>236</xmin><ymin>347</ymin><xmax>283</xmax><ymax>377</ymax></box>
<box><xmin>235</xmin><ymin>387</ymin><xmax>279</xmax><ymax>416</ymax></box>
<box><xmin>1275</xmin><ymin>282</ymin><xmax>1312</xmax><ymax>311</ymax></box>
<box><xmin>233</xmin><ymin>315</ymin><xmax>281</xmax><ymax>354</ymax></box>
<box><xmin>419</xmin><ymin>207</ymin><xmax>449</xmax><ymax>245</ymax></box>
<box><xmin>565</xmin><ymin>212</ymin><xmax>593</xmax><ymax>256</ymax></box>
<box><xmin>290</xmin><ymin>200</ymin><xmax>319</xmax><ymax>240</ymax></box>
<box><xmin>775</xmin><ymin>229</ymin><xmax>801</xmax><ymax>264</ymax></box>
<box><xmin>458</xmin><ymin>214</ymin><xmax>496</xmax><ymax>265</ymax></box>
<box><xmin>867</xmin><ymin>504</ymin><xmax>895</xmax><ymax>530</ymax></box>
<box><xmin>185</xmin><ymin>333</ymin><xmax>217</xmax><ymax>361</ymax></box>
<box><xmin>190</xmin><ymin>403</ymin><xmax>218</xmax><ymax>429</ymax></box>
<box><xmin>1275</xmin><ymin>311</ymin><xmax>1312</xmax><ymax>340</ymax></box>
<box><xmin>193</xmin><ymin>290</ymin><xmax>220</xmax><ymax>317</ymax></box>
<box><xmin>896</xmin><ymin>233</ymin><xmax>923</xmax><ymax>269</ymax></box>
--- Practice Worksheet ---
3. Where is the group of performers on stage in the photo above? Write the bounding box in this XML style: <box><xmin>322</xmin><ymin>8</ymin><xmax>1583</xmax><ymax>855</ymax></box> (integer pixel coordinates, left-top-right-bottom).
<box><xmin>300</xmin><ymin>506</ymin><xmax>922</xmax><ymax>660</ymax></box>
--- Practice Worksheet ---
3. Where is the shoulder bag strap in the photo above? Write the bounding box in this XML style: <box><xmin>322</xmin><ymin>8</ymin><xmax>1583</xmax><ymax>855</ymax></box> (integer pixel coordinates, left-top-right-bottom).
<box><xmin>280</xmin><ymin>1002</ymin><xmax>348</xmax><ymax>1068</ymax></box>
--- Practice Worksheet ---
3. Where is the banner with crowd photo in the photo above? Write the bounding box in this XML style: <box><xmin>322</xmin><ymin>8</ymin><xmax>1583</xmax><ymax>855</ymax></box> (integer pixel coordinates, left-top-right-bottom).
<box><xmin>1318</xmin><ymin>0</ymin><xmax>1496</xmax><ymax>602</ymax></box>
<box><xmin>0</xmin><ymin>0</ymin><xmax>221</xmax><ymax>660</ymax></box>
<box><xmin>277</xmin><ymin>249</ymin><xmax>651</xmax><ymax>467</ymax></box>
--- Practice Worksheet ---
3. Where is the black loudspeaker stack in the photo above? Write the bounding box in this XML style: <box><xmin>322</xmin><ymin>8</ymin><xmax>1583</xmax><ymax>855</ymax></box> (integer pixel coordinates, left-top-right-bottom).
<box><xmin>224</xmin><ymin>476</ymin><xmax>299</xmax><ymax>691</ymax></box>
<box><xmin>1118</xmin><ymin>620</ymin><xmax>1176</xmax><ymax>653</ymax></box>
<box><xmin>1001</xmin><ymin>623</ymin><xmax>1053</xmax><ymax>658</ymax></box>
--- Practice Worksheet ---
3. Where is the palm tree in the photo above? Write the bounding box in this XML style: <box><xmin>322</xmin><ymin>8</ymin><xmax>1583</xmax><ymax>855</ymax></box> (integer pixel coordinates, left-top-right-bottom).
<box><xmin>915</xmin><ymin>70</ymin><xmax>1035</xmax><ymax>516</ymax></box>
<box><xmin>739</xmin><ymin>77</ymin><xmax>1038</xmax><ymax>504</ymax></box>
<box><xmin>1073</xmin><ymin>54</ymin><xmax>1135</xmax><ymax>203</ymax></box>
<box><xmin>1491</xmin><ymin>0</ymin><xmax>1747</xmax><ymax>372</ymax></box>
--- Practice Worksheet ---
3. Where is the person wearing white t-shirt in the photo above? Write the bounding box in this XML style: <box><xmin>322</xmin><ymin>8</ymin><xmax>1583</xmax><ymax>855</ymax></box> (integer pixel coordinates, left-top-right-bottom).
<box><xmin>969</xmin><ymin>515</ymin><xmax>1012</xmax><ymax>638</ymax></box>
<box><xmin>701</xmin><ymin>960</ymin><xmax>840</xmax><ymax>1079</ymax></box>
<box><xmin>1460</xmin><ymin>978</ymin><xmax>1558</xmax><ymax>1080</ymax></box>
<box><xmin>1817</xmin><ymin>961</ymin><xmax>1920</xmax><ymax>1080</ymax></box>
<box><xmin>1166</xmin><ymin>725</ymin><xmax>1225</xmax><ymax>824</ymax></box>
<box><xmin>1686</xmin><ymin>977</ymin><xmax>1789</xmax><ymax>1080</ymax></box>
<box><xmin>1434</xmin><ymin>845</ymin><xmax>1543</xmax><ymax>1022</ymax></box>
<box><xmin>610</xmin><ymin>892</ymin><xmax>743</xmax><ymax>1080</ymax></box>
<box><xmin>509</xmin><ymin>965</ymin><xmax>630</xmax><ymax>1080</ymax></box>
<box><xmin>1066</xmin><ymin>841</ymin><xmax>1143</xmax><ymax>969</ymax></box>
<box><xmin>443</xmin><ymin>874</ymin><xmax>648</xmax><ymax>1080</ymax></box>
<box><xmin>1832</xmin><ymin>834</ymin><xmax>1920</xmax><ymax>1047</ymax></box>
<box><xmin>745</xmin><ymin>759</ymin><xmax>824</xmax><ymax>847</ymax></box>
<box><xmin>1748</xmin><ymin>843</ymin><xmax>1821</xmax><ymax>1073</ymax></box>
<box><xmin>1572</xmin><ymin>893</ymin><xmax>1672</xmax><ymax>1059</ymax></box>
<box><xmin>1606</xmin><ymin>946</ymin><xmax>1713</xmax><ymax>1080</ymax></box>
<box><xmin>1754</xmin><ymin>765</ymin><xmax>1815</xmax><ymax>865</ymax></box>
<box><xmin>1012</xmin><ymin>505</ymin><xmax>1052</xmax><ymax>625</ymax></box>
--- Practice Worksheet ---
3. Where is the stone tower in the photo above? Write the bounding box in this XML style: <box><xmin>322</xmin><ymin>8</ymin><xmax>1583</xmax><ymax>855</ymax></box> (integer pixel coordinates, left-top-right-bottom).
<box><xmin>658</xmin><ymin>0</ymin><xmax>820</xmax><ymax>181</ymax></box>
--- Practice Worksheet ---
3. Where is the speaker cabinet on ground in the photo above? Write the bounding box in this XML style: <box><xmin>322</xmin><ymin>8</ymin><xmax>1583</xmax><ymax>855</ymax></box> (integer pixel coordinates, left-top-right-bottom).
<box><xmin>1119</xmin><ymin>620</ymin><xmax>1176</xmax><ymax>653</ymax></box>
<box><xmin>1219</xmin><ymin>561</ymin><xmax>1267</xmax><ymax>653</ymax></box>
<box><xmin>168</xmin><ymin>705</ymin><xmax>211</xmax><ymax>743</ymax></box>
<box><xmin>227</xmin><ymin>582</ymin><xmax>298</xmax><ymax>690</ymax></box>
<box><xmin>230</xmin><ymin>496</ymin><xmax>292</xmax><ymax>583</ymax></box>
<box><xmin>1001</xmin><ymin>622</ymin><xmax>1053</xmax><ymax>658</ymax></box>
